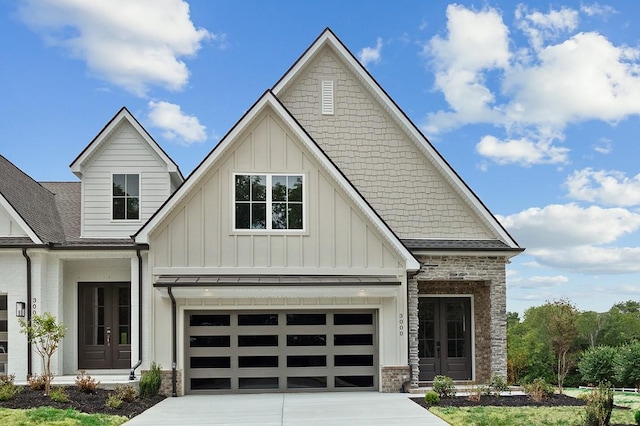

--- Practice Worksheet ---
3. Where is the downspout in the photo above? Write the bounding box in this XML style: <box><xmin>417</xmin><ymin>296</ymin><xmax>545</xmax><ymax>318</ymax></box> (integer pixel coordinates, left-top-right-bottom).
<box><xmin>129</xmin><ymin>249</ymin><xmax>143</xmax><ymax>380</ymax></box>
<box><xmin>22</xmin><ymin>248</ymin><xmax>32</xmax><ymax>378</ymax></box>
<box><xmin>167</xmin><ymin>286</ymin><xmax>177</xmax><ymax>397</ymax></box>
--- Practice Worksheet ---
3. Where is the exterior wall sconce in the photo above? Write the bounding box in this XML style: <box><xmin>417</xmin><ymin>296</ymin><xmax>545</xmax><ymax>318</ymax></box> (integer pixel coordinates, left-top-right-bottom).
<box><xmin>16</xmin><ymin>302</ymin><xmax>25</xmax><ymax>318</ymax></box>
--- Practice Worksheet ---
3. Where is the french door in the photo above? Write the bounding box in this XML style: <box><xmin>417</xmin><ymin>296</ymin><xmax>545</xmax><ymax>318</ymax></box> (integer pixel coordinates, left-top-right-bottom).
<box><xmin>418</xmin><ymin>297</ymin><xmax>472</xmax><ymax>381</ymax></box>
<box><xmin>78</xmin><ymin>283</ymin><xmax>131</xmax><ymax>369</ymax></box>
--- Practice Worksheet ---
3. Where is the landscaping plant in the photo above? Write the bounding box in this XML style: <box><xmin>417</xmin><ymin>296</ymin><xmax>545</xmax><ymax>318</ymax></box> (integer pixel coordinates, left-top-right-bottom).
<box><xmin>139</xmin><ymin>362</ymin><xmax>163</xmax><ymax>398</ymax></box>
<box><xmin>75</xmin><ymin>370</ymin><xmax>100</xmax><ymax>393</ymax></box>
<box><xmin>19</xmin><ymin>312</ymin><xmax>66</xmax><ymax>396</ymax></box>
<box><xmin>0</xmin><ymin>374</ymin><xmax>20</xmax><ymax>401</ymax></box>
<box><xmin>433</xmin><ymin>375</ymin><xmax>456</xmax><ymax>398</ymax></box>
<box><xmin>634</xmin><ymin>409</ymin><xmax>640</xmax><ymax>426</ymax></box>
<box><xmin>49</xmin><ymin>386</ymin><xmax>69</xmax><ymax>403</ymax></box>
<box><xmin>579</xmin><ymin>346</ymin><xmax>619</xmax><ymax>386</ymax></box>
<box><xmin>583</xmin><ymin>382</ymin><xmax>614</xmax><ymax>426</ymax></box>
<box><xmin>523</xmin><ymin>377</ymin><xmax>555</xmax><ymax>402</ymax></box>
<box><xmin>424</xmin><ymin>390</ymin><xmax>440</xmax><ymax>405</ymax></box>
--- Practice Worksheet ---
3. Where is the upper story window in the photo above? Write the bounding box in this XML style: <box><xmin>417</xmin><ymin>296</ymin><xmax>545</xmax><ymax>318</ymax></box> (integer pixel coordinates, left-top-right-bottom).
<box><xmin>234</xmin><ymin>174</ymin><xmax>303</xmax><ymax>231</ymax></box>
<box><xmin>112</xmin><ymin>174</ymin><xmax>139</xmax><ymax>220</ymax></box>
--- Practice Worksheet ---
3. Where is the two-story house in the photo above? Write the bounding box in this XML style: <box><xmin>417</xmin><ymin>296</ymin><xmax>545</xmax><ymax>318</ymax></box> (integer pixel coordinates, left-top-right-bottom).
<box><xmin>0</xmin><ymin>29</ymin><xmax>522</xmax><ymax>395</ymax></box>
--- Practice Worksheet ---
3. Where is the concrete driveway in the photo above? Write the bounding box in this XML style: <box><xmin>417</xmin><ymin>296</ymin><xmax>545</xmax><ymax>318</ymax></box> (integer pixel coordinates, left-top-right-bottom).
<box><xmin>124</xmin><ymin>392</ymin><xmax>449</xmax><ymax>425</ymax></box>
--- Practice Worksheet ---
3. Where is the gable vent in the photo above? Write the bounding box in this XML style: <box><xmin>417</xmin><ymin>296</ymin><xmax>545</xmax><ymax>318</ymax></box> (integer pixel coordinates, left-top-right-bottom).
<box><xmin>321</xmin><ymin>80</ymin><xmax>334</xmax><ymax>115</ymax></box>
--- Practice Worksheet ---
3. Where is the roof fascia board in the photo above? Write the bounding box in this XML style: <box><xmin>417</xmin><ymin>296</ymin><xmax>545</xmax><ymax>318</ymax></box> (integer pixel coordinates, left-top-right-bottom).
<box><xmin>0</xmin><ymin>194</ymin><xmax>42</xmax><ymax>244</ymax></box>
<box><xmin>273</xmin><ymin>29</ymin><xmax>519</xmax><ymax>249</ymax></box>
<box><xmin>70</xmin><ymin>107</ymin><xmax>182</xmax><ymax>178</ymax></box>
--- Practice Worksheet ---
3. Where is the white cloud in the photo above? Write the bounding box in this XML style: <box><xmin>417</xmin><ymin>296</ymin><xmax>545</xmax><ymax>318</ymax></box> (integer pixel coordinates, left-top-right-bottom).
<box><xmin>476</xmin><ymin>135</ymin><xmax>569</xmax><ymax>165</ymax></box>
<box><xmin>580</xmin><ymin>3</ymin><xmax>618</xmax><ymax>18</ymax></box>
<box><xmin>565</xmin><ymin>168</ymin><xmax>640</xmax><ymax>206</ymax></box>
<box><xmin>593</xmin><ymin>137</ymin><xmax>613</xmax><ymax>154</ymax></box>
<box><xmin>515</xmin><ymin>5</ymin><xmax>579</xmax><ymax>51</ymax></box>
<box><xmin>147</xmin><ymin>101</ymin><xmax>207</xmax><ymax>145</ymax></box>
<box><xmin>358</xmin><ymin>37</ymin><xmax>383</xmax><ymax>67</ymax></box>
<box><xmin>423</xmin><ymin>4</ymin><xmax>509</xmax><ymax>133</ymax></box>
<box><xmin>515</xmin><ymin>275</ymin><xmax>569</xmax><ymax>289</ymax></box>
<box><xmin>422</xmin><ymin>4</ymin><xmax>640</xmax><ymax>167</ymax></box>
<box><xmin>499</xmin><ymin>203</ymin><xmax>640</xmax><ymax>274</ymax></box>
<box><xmin>19</xmin><ymin>0</ymin><xmax>214</xmax><ymax>96</ymax></box>
<box><xmin>499</xmin><ymin>203</ymin><xmax>640</xmax><ymax>250</ymax></box>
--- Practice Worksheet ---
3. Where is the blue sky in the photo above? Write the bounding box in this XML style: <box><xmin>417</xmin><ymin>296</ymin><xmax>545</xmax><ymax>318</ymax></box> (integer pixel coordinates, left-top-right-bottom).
<box><xmin>1</xmin><ymin>1</ymin><xmax>639</xmax><ymax>315</ymax></box>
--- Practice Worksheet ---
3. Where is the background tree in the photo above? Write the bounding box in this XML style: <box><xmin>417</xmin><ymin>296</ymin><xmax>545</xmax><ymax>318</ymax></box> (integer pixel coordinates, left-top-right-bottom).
<box><xmin>19</xmin><ymin>312</ymin><xmax>67</xmax><ymax>396</ymax></box>
<box><xmin>546</xmin><ymin>299</ymin><xmax>579</xmax><ymax>394</ymax></box>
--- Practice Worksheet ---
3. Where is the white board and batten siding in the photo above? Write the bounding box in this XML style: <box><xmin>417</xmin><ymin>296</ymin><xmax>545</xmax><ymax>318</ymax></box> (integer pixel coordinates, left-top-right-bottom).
<box><xmin>150</xmin><ymin>108</ymin><xmax>405</xmax><ymax>275</ymax></box>
<box><xmin>81</xmin><ymin>122</ymin><xmax>175</xmax><ymax>239</ymax></box>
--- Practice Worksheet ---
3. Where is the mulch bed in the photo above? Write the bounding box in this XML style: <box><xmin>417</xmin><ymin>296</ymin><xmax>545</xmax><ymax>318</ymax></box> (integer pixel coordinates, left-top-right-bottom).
<box><xmin>0</xmin><ymin>386</ymin><xmax>165</xmax><ymax>418</ymax></box>
<box><xmin>411</xmin><ymin>393</ymin><xmax>586</xmax><ymax>409</ymax></box>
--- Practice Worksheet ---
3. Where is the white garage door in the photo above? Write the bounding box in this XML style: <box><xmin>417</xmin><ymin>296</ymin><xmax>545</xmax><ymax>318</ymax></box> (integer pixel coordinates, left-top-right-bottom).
<box><xmin>185</xmin><ymin>310</ymin><xmax>377</xmax><ymax>393</ymax></box>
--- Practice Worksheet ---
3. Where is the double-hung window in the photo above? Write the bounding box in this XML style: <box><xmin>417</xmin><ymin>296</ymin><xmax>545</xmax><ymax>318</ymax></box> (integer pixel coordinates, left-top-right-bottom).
<box><xmin>112</xmin><ymin>174</ymin><xmax>139</xmax><ymax>220</ymax></box>
<box><xmin>234</xmin><ymin>174</ymin><xmax>303</xmax><ymax>230</ymax></box>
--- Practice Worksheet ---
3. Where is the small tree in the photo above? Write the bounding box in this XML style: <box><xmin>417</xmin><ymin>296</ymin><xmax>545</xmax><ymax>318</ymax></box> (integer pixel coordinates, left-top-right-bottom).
<box><xmin>546</xmin><ymin>300</ymin><xmax>579</xmax><ymax>394</ymax></box>
<box><xmin>19</xmin><ymin>312</ymin><xmax>66</xmax><ymax>396</ymax></box>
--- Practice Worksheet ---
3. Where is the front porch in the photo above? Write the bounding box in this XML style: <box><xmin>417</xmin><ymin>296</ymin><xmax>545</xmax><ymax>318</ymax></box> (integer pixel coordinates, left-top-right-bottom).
<box><xmin>15</xmin><ymin>372</ymin><xmax>139</xmax><ymax>390</ymax></box>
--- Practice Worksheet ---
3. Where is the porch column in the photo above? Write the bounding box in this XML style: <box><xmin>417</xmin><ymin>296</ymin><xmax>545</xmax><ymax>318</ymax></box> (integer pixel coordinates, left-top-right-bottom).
<box><xmin>407</xmin><ymin>275</ymin><xmax>419</xmax><ymax>387</ymax></box>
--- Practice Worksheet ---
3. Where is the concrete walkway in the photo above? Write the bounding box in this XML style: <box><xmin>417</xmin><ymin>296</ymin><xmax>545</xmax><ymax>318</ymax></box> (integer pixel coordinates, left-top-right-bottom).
<box><xmin>124</xmin><ymin>392</ymin><xmax>449</xmax><ymax>425</ymax></box>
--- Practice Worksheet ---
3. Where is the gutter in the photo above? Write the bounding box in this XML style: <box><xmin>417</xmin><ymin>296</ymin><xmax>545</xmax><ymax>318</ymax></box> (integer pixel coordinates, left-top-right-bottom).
<box><xmin>21</xmin><ymin>248</ymin><xmax>32</xmax><ymax>378</ymax></box>
<box><xmin>129</xmin><ymin>249</ymin><xmax>143</xmax><ymax>380</ymax></box>
<box><xmin>167</xmin><ymin>286</ymin><xmax>177</xmax><ymax>397</ymax></box>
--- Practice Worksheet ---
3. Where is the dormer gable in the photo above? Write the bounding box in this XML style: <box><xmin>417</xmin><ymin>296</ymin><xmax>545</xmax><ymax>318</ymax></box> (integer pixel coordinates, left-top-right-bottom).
<box><xmin>71</xmin><ymin>107</ymin><xmax>184</xmax><ymax>239</ymax></box>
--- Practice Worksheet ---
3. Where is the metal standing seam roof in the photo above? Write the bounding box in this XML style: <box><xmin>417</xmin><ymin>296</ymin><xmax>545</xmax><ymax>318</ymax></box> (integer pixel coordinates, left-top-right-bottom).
<box><xmin>154</xmin><ymin>275</ymin><xmax>401</xmax><ymax>286</ymax></box>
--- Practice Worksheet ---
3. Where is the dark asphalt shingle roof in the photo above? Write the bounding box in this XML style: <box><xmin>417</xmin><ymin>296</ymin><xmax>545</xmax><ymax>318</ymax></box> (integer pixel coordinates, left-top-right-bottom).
<box><xmin>401</xmin><ymin>239</ymin><xmax>520</xmax><ymax>251</ymax></box>
<box><xmin>0</xmin><ymin>158</ymin><xmax>137</xmax><ymax>248</ymax></box>
<box><xmin>0</xmin><ymin>155</ymin><xmax>66</xmax><ymax>244</ymax></box>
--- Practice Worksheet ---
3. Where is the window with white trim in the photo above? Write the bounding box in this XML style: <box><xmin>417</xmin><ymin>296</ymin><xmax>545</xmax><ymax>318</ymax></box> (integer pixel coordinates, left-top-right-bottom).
<box><xmin>234</xmin><ymin>174</ymin><xmax>303</xmax><ymax>230</ymax></box>
<box><xmin>112</xmin><ymin>174</ymin><xmax>139</xmax><ymax>220</ymax></box>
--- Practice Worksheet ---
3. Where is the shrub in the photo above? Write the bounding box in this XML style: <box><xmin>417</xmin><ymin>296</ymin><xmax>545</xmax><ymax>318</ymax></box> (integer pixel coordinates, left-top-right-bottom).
<box><xmin>432</xmin><ymin>375</ymin><xmax>456</xmax><ymax>398</ymax></box>
<box><xmin>28</xmin><ymin>374</ymin><xmax>50</xmax><ymax>391</ymax></box>
<box><xmin>139</xmin><ymin>362</ymin><xmax>163</xmax><ymax>398</ymax></box>
<box><xmin>583</xmin><ymin>381</ymin><xmax>614</xmax><ymax>426</ymax></box>
<box><xmin>49</xmin><ymin>386</ymin><xmax>69</xmax><ymax>403</ymax></box>
<box><xmin>523</xmin><ymin>377</ymin><xmax>555</xmax><ymax>402</ymax></box>
<box><xmin>105</xmin><ymin>394</ymin><xmax>123</xmax><ymax>409</ymax></box>
<box><xmin>0</xmin><ymin>383</ymin><xmax>20</xmax><ymax>401</ymax></box>
<box><xmin>464</xmin><ymin>382</ymin><xmax>482</xmax><ymax>402</ymax></box>
<box><xmin>113</xmin><ymin>384</ymin><xmax>137</xmax><ymax>403</ymax></box>
<box><xmin>424</xmin><ymin>390</ymin><xmax>440</xmax><ymax>405</ymax></box>
<box><xmin>489</xmin><ymin>375</ymin><xmax>510</xmax><ymax>396</ymax></box>
<box><xmin>634</xmin><ymin>409</ymin><xmax>640</xmax><ymax>426</ymax></box>
<box><xmin>0</xmin><ymin>374</ymin><xmax>15</xmax><ymax>386</ymax></box>
<box><xmin>75</xmin><ymin>370</ymin><xmax>100</xmax><ymax>393</ymax></box>
<box><xmin>615</xmin><ymin>342</ymin><xmax>640</xmax><ymax>390</ymax></box>
<box><xmin>579</xmin><ymin>346</ymin><xmax>619</xmax><ymax>386</ymax></box>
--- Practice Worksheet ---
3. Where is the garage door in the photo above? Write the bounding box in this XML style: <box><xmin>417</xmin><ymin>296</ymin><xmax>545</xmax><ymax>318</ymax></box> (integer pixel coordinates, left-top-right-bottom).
<box><xmin>185</xmin><ymin>310</ymin><xmax>377</xmax><ymax>393</ymax></box>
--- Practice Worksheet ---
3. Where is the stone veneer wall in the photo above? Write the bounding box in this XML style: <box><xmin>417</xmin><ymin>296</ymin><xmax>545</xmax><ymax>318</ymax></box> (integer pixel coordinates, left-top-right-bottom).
<box><xmin>381</xmin><ymin>366</ymin><xmax>411</xmax><ymax>393</ymax></box>
<box><xmin>408</xmin><ymin>255</ymin><xmax>508</xmax><ymax>386</ymax></box>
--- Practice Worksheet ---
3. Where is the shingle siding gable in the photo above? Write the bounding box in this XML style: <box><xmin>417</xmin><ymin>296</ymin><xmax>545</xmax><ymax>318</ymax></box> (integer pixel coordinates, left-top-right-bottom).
<box><xmin>279</xmin><ymin>47</ymin><xmax>494</xmax><ymax>240</ymax></box>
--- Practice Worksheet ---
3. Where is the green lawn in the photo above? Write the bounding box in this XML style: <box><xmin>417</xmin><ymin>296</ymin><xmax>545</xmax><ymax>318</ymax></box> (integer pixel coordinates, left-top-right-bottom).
<box><xmin>430</xmin><ymin>390</ymin><xmax>640</xmax><ymax>426</ymax></box>
<box><xmin>0</xmin><ymin>407</ymin><xmax>127</xmax><ymax>426</ymax></box>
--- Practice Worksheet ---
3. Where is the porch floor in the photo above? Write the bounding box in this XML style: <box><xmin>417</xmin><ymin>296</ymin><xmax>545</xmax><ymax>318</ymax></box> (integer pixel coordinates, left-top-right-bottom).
<box><xmin>15</xmin><ymin>374</ymin><xmax>139</xmax><ymax>390</ymax></box>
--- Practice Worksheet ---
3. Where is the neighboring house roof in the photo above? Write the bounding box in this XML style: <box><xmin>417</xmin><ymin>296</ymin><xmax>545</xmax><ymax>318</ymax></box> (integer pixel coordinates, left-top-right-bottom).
<box><xmin>135</xmin><ymin>91</ymin><xmax>421</xmax><ymax>272</ymax></box>
<box><xmin>69</xmin><ymin>106</ymin><xmax>184</xmax><ymax>187</ymax></box>
<box><xmin>0</xmin><ymin>155</ymin><xmax>65</xmax><ymax>244</ymax></box>
<box><xmin>273</xmin><ymin>28</ymin><xmax>521</xmax><ymax>251</ymax></box>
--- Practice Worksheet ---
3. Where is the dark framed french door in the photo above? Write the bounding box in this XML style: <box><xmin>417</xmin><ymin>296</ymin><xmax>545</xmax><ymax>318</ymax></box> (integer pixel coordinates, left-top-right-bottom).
<box><xmin>418</xmin><ymin>297</ymin><xmax>472</xmax><ymax>381</ymax></box>
<box><xmin>78</xmin><ymin>282</ymin><xmax>131</xmax><ymax>369</ymax></box>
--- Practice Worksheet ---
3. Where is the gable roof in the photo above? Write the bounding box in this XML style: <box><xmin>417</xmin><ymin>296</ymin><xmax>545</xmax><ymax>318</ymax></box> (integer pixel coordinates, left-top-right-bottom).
<box><xmin>70</xmin><ymin>106</ymin><xmax>184</xmax><ymax>186</ymax></box>
<box><xmin>135</xmin><ymin>90</ymin><xmax>420</xmax><ymax>271</ymax></box>
<box><xmin>273</xmin><ymin>28</ymin><xmax>521</xmax><ymax>250</ymax></box>
<box><xmin>0</xmin><ymin>155</ymin><xmax>66</xmax><ymax>244</ymax></box>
